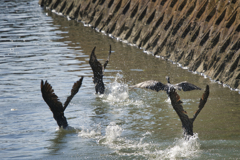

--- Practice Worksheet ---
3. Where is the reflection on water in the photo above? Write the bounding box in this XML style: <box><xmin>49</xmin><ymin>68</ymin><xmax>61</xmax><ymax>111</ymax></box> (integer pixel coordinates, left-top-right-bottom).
<box><xmin>0</xmin><ymin>0</ymin><xmax>240</xmax><ymax>159</ymax></box>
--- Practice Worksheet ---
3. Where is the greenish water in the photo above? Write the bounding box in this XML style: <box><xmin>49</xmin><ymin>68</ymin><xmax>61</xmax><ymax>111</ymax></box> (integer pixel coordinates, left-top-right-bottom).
<box><xmin>0</xmin><ymin>0</ymin><xmax>240</xmax><ymax>159</ymax></box>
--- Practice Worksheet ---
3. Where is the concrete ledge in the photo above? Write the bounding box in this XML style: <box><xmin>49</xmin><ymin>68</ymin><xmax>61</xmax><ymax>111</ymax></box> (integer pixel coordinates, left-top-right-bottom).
<box><xmin>39</xmin><ymin>0</ymin><xmax>240</xmax><ymax>89</ymax></box>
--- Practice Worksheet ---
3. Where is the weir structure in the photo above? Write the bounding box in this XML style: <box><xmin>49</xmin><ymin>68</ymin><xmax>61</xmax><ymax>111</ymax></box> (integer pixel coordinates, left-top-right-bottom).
<box><xmin>39</xmin><ymin>0</ymin><xmax>240</xmax><ymax>90</ymax></box>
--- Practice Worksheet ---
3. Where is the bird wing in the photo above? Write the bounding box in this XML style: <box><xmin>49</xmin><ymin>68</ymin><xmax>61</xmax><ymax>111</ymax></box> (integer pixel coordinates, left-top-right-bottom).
<box><xmin>63</xmin><ymin>77</ymin><xmax>84</xmax><ymax>111</ymax></box>
<box><xmin>191</xmin><ymin>85</ymin><xmax>209</xmax><ymax>122</ymax></box>
<box><xmin>169</xmin><ymin>87</ymin><xmax>193</xmax><ymax>135</ymax></box>
<box><xmin>175</xmin><ymin>81</ymin><xmax>201</xmax><ymax>91</ymax></box>
<box><xmin>169</xmin><ymin>87</ymin><xmax>190</xmax><ymax>123</ymax></box>
<box><xmin>41</xmin><ymin>80</ymin><xmax>64</xmax><ymax>116</ymax></box>
<box><xmin>89</xmin><ymin>47</ymin><xmax>103</xmax><ymax>79</ymax></box>
<box><xmin>169</xmin><ymin>85</ymin><xmax>210</xmax><ymax>136</ymax></box>
<box><xmin>130</xmin><ymin>80</ymin><xmax>167</xmax><ymax>92</ymax></box>
<box><xmin>103</xmin><ymin>45</ymin><xmax>111</xmax><ymax>70</ymax></box>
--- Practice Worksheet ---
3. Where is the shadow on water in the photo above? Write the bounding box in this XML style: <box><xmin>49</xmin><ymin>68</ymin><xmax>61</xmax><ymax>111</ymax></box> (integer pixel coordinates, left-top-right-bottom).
<box><xmin>47</xmin><ymin>127</ymin><xmax>79</xmax><ymax>155</ymax></box>
<box><xmin>47</xmin><ymin>129</ymin><xmax>69</xmax><ymax>154</ymax></box>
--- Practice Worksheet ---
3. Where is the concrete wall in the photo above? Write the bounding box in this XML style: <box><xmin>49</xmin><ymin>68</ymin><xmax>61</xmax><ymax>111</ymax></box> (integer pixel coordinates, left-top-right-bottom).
<box><xmin>39</xmin><ymin>0</ymin><xmax>240</xmax><ymax>89</ymax></box>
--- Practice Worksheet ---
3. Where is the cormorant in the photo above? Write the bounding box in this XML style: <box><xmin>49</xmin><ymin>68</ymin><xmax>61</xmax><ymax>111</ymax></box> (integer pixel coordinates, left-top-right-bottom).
<box><xmin>89</xmin><ymin>45</ymin><xmax>111</xmax><ymax>94</ymax></box>
<box><xmin>169</xmin><ymin>85</ymin><xmax>209</xmax><ymax>136</ymax></box>
<box><xmin>41</xmin><ymin>77</ymin><xmax>84</xmax><ymax>129</ymax></box>
<box><xmin>131</xmin><ymin>76</ymin><xmax>201</xmax><ymax>95</ymax></box>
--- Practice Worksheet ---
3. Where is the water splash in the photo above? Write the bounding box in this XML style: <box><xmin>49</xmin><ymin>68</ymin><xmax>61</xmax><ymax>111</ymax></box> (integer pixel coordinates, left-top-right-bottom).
<box><xmin>106</xmin><ymin>75</ymin><xmax>129</xmax><ymax>103</ymax></box>
<box><xmin>78</xmin><ymin>121</ymin><xmax>201</xmax><ymax>159</ymax></box>
<box><xmin>98</xmin><ymin>122</ymin><xmax>153</xmax><ymax>155</ymax></box>
<box><xmin>78</xmin><ymin>124</ymin><xmax>101</xmax><ymax>138</ymax></box>
<box><xmin>78</xmin><ymin>122</ymin><xmax>123</xmax><ymax>144</ymax></box>
<box><xmin>165</xmin><ymin>97</ymin><xmax>171</xmax><ymax>103</ymax></box>
<box><xmin>153</xmin><ymin>133</ymin><xmax>201</xmax><ymax>160</ymax></box>
<box><xmin>103</xmin><ymin>73</ymin><xmax>143</xmax><ymax>106</ymax></box>
<box><xmin>55</xmin><ymin>125</ymin><xmax>76</xmax><ymax>133</ymax></box>
<box><xmin>104</xmin><ymin>122</ymin><xmax>123</xmax><ymax>144</ymax></box>
<box><xmin>83</xmin><ymin>122</ymin><xmax>124</xmax><ymax>149</ymax></box>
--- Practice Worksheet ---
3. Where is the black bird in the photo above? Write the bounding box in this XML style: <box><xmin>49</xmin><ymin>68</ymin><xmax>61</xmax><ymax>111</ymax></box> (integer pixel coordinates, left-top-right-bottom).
<box><xmin>41</xmin><ymin>77</ymin><xmax>84</xmax><ymax>129</ymax></box>
<box><xmin>131</xmin><ymin>76</ymin><xmax>201</xmax><ymax>95</ymax></box>
<box><xmin>169</xmin><ymin>85</ymin><xmax>209</xmax><ymax>136</ymax></box>
<box><xmin>89</xmin><ymin>45</ymin><xmax>111</xmax><ymax>94</ymax></box>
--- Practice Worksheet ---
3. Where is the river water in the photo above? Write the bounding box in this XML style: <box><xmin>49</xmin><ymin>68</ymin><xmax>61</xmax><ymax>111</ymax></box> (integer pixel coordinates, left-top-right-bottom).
<box><xmin>0</xmin><ymin>0</ymin><xmax>240</xmax><ymax>159</ymax></box>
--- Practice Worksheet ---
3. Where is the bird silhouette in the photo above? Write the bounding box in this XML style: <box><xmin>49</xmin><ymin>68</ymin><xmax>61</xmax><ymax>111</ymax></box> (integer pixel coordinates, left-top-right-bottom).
<box><xmin>89</xmin><ymin>45</ymin><xmax>111</xmax><ymax>94</ymax></box>
<box><xmin>131</xmin><ymin>76</ymin><xmax>201</xmax><ymax>95</ymax></box>
<box><xmin>41</xmin><ymin>77</ymin><xmax>83</xmax><ymax>129</ymax></box>
<box><xmin>169</xmin><ymin>85</ymin><xmax>209</xmax><ymax>136</ymax></box>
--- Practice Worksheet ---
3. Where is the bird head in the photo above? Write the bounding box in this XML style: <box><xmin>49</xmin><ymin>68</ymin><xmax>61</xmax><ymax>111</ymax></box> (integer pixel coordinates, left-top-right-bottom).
<box><xmin>166</xmin><ymin>76</ymin><xmax>170</xmax><ymax>83</ymax></box>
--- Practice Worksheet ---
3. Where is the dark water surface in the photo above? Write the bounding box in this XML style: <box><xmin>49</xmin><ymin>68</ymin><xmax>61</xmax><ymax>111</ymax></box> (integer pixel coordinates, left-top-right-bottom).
<box><xmin>1</xmin><ymin>0</ymin><xmax>240</xmax><ymax>159</ymax></box>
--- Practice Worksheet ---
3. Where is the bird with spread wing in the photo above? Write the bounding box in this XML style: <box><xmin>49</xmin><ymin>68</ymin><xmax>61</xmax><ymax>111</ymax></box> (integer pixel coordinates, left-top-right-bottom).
<box><xmin>89</xmin><ymin>45</ymin><xmax>111</xmax><ymax>94</ymax></box>
<box><xmin>169</xmin><ymin>85</ymin><xmax>209</xmax><ymax>136</ymax></box>
<box><xmin>41</xmin><ymin>77</ymin><xmax>83</xmax><ymax>129</ymax></box>
<box><xmin>131</xmin><ymin>76</ymin><xmax>201</xmax><ymax>95</ymax></box>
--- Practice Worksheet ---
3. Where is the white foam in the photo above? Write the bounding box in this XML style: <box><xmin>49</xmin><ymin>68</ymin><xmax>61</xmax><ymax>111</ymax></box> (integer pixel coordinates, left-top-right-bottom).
<box><xmin>177</xmin><ymin>63</ymin><xmax>182</xmax><ymax>67</ymax></box>
<box><xmin>67</xmin><ymin>16</ymin><xmax>71</xmax><ymax>21</ymax></box>
<box><xmin>55</xmin><ymin>125</ymin><xmax>76</xmax><ymax>132</ymax></box>
<box><xmin>165</xmin><ymin>97</ymin><xmax>171</xmax><ymax>104</ymax></box>
<box><xmin>103</xmin><ymin>73</ymin><xmax>143</xmax><ymax>106</ymax></box>
<box><xmin>95</xmin><ymin>28</ymin><xmax>100</xmax><ymax>32</ymax></box>
<box><xmin>104</xmin><ymin>122</ymin><xmax>123</xmax><ymax>143</ymax></box>
<box><xmin>77</xmin><ymin>121</ymin><xmax>201</xmax><ymax>159</ymax></box>
<box><xmin>154</xmin><ymin>133</ymin><xmax>201</xmax><ymax>159</ymax></box>
<box><xmin>129</xmin><ymin>43</ymin><xmax>137</xmax><ymax>47</ymax></box>
<box><xmin>78</xmin><ymin>124</ymin><xmax>101</xmax><ymax>138</ymax></box>
<box><xmin>98</xmin><ymin>123</ymin><xmax>153</xmax><ymax>155</ymax></box>
<box><xmin>192</xmin><ymin>71</ymin><xmax>198</xmax><ymax>74</ymax></box>
<box><xmin>182</xmin><ymin>66</ymin><xmax>188</xmax><ymax>70</ymax></box>
<box><xmin>116</xmin><ymin>37</ymin><xmax>121</xmax><ymax>41</ymax></box>
<box><xmin>120</xmin><ymin>40</ymin><xmax>127</xmax><ymax>43</ymax></box>
<box><xmin>78</xmin><ymin>129</ymin><xmax>101</xmax><ymax>138</ymax></box>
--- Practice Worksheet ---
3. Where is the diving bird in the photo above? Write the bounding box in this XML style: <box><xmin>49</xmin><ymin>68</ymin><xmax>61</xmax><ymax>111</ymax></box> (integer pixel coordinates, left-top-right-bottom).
<box><xmin>169</xmin><ymin>85</ymin><xmax>209</xmax><ymax>136</ymax></box>
<box><xmin>131</xmin><ymin>76</ymin><xmax>201</xmax><ymax>95</ymax></box>
<box><xmin>41</xmin><ymin>77</ymin><xmax>84</xmax><ymax>129</ymax></box>
<box><xmin>89</xmin><ymin>45</ymin><xmax>111</xmax><ymax>94</ymax></box>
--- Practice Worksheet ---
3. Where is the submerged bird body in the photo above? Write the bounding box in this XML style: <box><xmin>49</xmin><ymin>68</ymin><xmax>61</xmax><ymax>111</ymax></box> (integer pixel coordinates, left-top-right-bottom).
<box><xmin>131</xmin><ymin>76</ymin><xmax>201</xmax><ymax>95</ymax></box>
<box><xmin>94</xmin><ymin>78</ymin><xmax>105</xmax><ymax>94</ymax></box>
<box><xmin>89</xmin><ymin>45</ymin><xmax>111</xmax><ymax>94</ymax></box>
<box><xmin>41</xmin><ymin>77</ymin><xmax>83</xmax><ymax>129</ymax></box>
